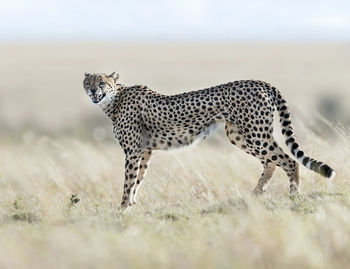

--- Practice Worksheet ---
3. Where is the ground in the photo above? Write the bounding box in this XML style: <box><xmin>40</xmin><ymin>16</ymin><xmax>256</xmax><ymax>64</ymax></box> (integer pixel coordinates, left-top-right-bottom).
<box><xmin>0</xmin><ymin>119</ymin><xmax>348</xmax><ymax>269</ymax></box>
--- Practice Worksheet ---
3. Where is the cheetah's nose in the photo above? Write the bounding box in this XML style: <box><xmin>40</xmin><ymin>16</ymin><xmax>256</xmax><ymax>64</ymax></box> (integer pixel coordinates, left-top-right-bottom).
<box><xmin>91</xmin><ymin>88</ymin><xmax>97</xmax><ymax>94</ymax></box>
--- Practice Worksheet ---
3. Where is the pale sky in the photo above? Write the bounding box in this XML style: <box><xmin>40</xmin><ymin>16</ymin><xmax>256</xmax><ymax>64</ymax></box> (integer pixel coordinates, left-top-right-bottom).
<box><xmin>0</xmin><ymin>0</ymin><xmax>349</xmax><ymax>41</ymax></box>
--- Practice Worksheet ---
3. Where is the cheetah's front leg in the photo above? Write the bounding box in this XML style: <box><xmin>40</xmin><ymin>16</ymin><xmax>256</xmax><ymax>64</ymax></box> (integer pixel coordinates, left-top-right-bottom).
<box><xmin>131</xmin><ymin>150</ymin><xmax>152</xmax><ymax>205</ymax></box>
<box><xmin>120</xmin><ymin>153</ymin><xmax>142</xmax><ymax>210</ymax></box>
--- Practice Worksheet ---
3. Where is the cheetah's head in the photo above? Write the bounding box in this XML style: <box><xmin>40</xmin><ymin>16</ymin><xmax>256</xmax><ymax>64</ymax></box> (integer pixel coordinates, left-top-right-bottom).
<box><xmin>83</xmin><ymin>72</ymin><xmax>120</xmax><ymax>108</ymax></box>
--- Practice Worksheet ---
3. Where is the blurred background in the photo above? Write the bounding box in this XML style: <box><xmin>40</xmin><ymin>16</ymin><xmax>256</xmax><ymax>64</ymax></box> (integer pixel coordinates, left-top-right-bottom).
<box><xmin>0</xmin><ymin>0</ymin><xmax>349</xmax><ymax>140</ymax></box>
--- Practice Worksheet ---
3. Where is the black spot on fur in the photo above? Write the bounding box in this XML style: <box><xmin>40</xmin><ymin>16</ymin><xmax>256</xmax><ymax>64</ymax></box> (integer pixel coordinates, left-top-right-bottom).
<box><xmin>296</xmin><ymin>151</ymin><xmax>304</xmax><ymax>158</ymax></box>
<box><xmin>286</xmin><ymin>130</ymin><xmax>293</xmax><ymax>136</ymax></box>
<box><xmin>286</xmin><ymin>137</ymin><xmax>295</xmax><ymax>145</ymax></box>
<box><xmin>302</xmin><ymin>156</ymin><xmax>310</xmax><ymax>166</ymax></box>
<box><xmin>282</xmin><ymin>121</ymin><xmax>291</xmax><ymax>127</ymax></box>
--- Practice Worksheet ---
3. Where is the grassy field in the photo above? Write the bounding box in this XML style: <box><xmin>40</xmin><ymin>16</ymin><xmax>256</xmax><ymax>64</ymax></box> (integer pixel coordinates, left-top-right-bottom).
<box><xmin>0</xmin><ymin>122</ymin><xmax>348</xmax><ymax>269</ymax></box>
<box><xmin>0</xmin><ymin>43</ymin><xmax>349</xmax><ymax>269</ymax></box>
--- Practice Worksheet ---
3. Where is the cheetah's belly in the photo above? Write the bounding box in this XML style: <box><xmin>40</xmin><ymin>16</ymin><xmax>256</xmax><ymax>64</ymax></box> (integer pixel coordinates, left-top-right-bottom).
<box><xmin>143</xmin><ymin>123</ymin><xmax>218</xmax><ymax>151</ymax></box>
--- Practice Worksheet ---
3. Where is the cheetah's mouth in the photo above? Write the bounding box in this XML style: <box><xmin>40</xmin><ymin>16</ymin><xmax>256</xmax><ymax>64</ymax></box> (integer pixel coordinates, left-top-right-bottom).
<box><xmin>91</xmin><ymin>93</ymin><xmax>106</xmax><ymax>104</ymax></box>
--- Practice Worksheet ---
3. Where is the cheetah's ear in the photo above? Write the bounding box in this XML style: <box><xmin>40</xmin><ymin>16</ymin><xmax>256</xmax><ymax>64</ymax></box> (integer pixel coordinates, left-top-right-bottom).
<box><xmin>109</xmin><ymin>72</ymin><xmax>120</xmax><ymax>83</ymax></box>
<box><xmin>84</xmin><ymin>72</ymin><xmax>91</xmax><ymax>78</ymax></box>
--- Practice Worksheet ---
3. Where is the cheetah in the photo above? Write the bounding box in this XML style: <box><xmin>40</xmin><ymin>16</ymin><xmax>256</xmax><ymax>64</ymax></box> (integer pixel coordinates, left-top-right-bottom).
<box><xmin>83</xmin><ymin>72</ymin><xmax>335</xmax><ymax>210</ymax></box>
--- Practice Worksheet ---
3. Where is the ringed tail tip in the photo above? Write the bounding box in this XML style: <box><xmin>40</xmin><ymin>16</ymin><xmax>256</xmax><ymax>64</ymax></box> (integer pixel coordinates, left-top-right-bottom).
<box><xmin>328</xmin><ymin>170</ymin><xmax>336</xmax><ymax>180</ymax></box>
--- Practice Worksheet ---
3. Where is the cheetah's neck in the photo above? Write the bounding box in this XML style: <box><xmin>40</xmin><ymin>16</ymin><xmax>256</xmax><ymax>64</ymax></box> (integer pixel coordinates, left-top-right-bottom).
<box><xmin>98</xmin><ymin>84</ymin><xmax>125</xmax><ymax>117</ymax></box>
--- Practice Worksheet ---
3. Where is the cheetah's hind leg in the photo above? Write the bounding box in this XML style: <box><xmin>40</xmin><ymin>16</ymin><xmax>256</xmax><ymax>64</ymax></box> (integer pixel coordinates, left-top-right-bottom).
<box><xmin>257</xmin><ymin>139</ymin><xmax>301</xmax><ymax>196</ymax></box>
<box><xmin>225</xmin><ymin>121</ymin><xmax>277</xmax><ymax>195</ymax></box>
<box><xmin>252</xmin><ymin>162</ymin><xmax>276</xmax><ymax>196</ymax></box>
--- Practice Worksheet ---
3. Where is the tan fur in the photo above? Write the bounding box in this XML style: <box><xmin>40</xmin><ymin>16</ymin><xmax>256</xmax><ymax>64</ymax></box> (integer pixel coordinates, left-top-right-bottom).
<box><xmin>83</xmin><ymin>73</ymin><xmax>335</xmax><ymax>210</ymax></box>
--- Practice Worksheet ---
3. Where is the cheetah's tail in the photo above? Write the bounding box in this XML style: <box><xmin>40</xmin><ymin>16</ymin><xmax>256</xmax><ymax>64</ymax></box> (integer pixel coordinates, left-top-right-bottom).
<box><xmin>273</xmin><ymin>89</ymin><xmax>336</xmax><ymax>180</ymax></box>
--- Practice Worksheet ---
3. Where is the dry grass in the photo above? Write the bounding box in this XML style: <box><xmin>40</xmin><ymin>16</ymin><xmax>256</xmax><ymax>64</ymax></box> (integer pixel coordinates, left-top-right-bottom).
<box><xmin>0</xmin><ymin>118</ymin><xmax>349</xmax><ymax>269</ymax></box>
<box><xmin>0</xmin><ymin>43</ymin><xmax>349</xmax><ymax>268</ymax></box>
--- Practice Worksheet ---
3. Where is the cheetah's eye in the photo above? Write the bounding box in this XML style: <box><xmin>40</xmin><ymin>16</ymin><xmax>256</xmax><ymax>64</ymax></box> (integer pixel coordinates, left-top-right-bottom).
<box><xmin>85</xmin><ymin>84</ymin><xmax>90</xmax><ymax>89</ymax></box>
<box><xmin>99</xmin><ymin>82</ymin><xmax>106</xmax><ymax>88</ymax></box>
